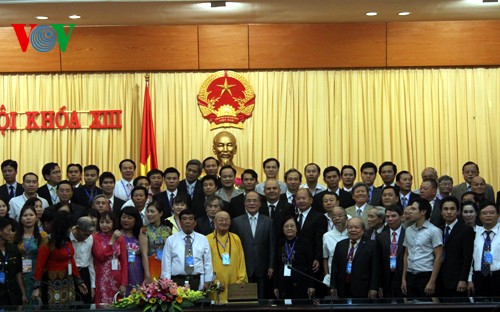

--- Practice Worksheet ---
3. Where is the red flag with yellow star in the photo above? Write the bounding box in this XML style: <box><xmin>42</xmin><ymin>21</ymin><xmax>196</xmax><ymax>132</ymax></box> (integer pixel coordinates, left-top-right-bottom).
<box><xmin>139</xmin><ymin>80</ymin><xmax>158</xmax><ymax>176</ymax></box>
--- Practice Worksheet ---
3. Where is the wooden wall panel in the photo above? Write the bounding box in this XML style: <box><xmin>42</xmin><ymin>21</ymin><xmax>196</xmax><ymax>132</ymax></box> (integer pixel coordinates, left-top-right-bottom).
<box><xmin>61</xmin><ymin>26</ymin><xmax>199</xmax><ymax>71</ymax></box>
<box><xmin>0</xmin><ymin>27</ymin><xmax>61</xmax><ymax>73</ymax></box>
<box><xmin>199</xmin><ymin>25</ymin><xmax>249</xmax><ymax>70</ymax></box>
<box><xmin>249</xmin><ymin>23</ymin><xmax>387</xmax><ymax>69</ymax></box>
<box><xmin>387</xmin><ymin>21</ymin><xmax>500</xmax><ymax>67</ymax></box>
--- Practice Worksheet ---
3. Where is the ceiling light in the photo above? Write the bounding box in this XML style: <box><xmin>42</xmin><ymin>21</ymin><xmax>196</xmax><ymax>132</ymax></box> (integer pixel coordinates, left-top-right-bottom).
<box><xmin>211</xmin><ymin>1</ymin><xmax>226</xmax><ymax>7</ymax></box>
<box><xmin>36</xmin><ymin>16</ymin><xmax>48</xmax><ymax>20</ymax></box>
<box><xmin>398</xmin><ymin>12</ymin><xmax>411</xmax><ymax>16</ymax></box>
<box><xmin>365</xmin><ymin>12</ymin><xmax>378</xmax><ymax>16</ymax></box>
<box><xmin>69</xmin><ymin>15</ymin><xmax>81</xmax><ymax>19</ymax></box>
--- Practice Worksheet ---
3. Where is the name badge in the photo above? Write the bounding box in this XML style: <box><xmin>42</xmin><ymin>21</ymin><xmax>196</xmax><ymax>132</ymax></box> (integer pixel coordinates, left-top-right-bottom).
<box><xmin>67</xmin><ymin>262</ymin><xmax>72</xmax><ymax>275</ymax></box>
<box><xmin>484</xmin><ymin>252</ymin><xmax>493</xmax><ymax>264</ymax></box>
<box><xmin>185</xmin><ymin>256</ymin><xmax>195</xmax><ymax>268</ymax></box>
<box><xmin>284</xmin><ymin>264</ymin><xmax>291</xmax><ymax>277</ymax></box>
<box><xmin>0</xmin><ymin>271</ymin><xmax>5</xmax><ymax>284</ymax></box>
<box><xmin>222</xmin><ymin>253</ymin><xmax>230</xmax><ymax>266</ymax></box>
<box><xmin>346</xmin><ymin>261</ymin><xmax>352</xmax><ymax>274</ymax></box>
<box><xmin>390</xmin><ymin>256</ymin><xmax>397</xmax><ymax>271</ymax></box>
<box><xmin>128</xmin><ymin>251</ymin><xmax>136</xmax><ymax>263</ymax></box>
<box><xmin>156</xmin><ymin>249</ymin><xmax>163</xmax><ymax>260</ymax></box>
<box><xmin>22</xmin><ymin>258</ymin><xmax>33</xmax><ymax>273</ymax></box>
<box><xmin>112</xmin><ymin>258</ymin><xmax>119</xmax><ymax>270</ymax></box>
<box><xmin>155</xmin><ymin>238</ymin><xmax>163</xmax><ymax>245</ymax></box>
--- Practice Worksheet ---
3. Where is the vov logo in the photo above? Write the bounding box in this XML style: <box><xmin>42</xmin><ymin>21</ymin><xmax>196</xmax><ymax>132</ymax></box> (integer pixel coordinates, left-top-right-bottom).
<box><xmin>11</xmin><ymin>24</ymin><xmax>75</xmax><ymax>52</ymax></box>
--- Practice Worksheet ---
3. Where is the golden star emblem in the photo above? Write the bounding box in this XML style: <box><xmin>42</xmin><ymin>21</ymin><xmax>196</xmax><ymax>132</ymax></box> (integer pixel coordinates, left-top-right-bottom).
<box><xmin>217</xmin><ymin>78</ymin><xmax>236</xmax><ymax>96</ymax></box>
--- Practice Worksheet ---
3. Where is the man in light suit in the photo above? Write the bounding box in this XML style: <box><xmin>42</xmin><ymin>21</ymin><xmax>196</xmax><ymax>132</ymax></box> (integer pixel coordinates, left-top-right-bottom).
<box><xmin>360</xmin><ymin>162</ymin><xmax>382</xmax><ymax>206</ymax></box>
<box><xmin>451</xmin><ymin>161</ymin><xmax>494</xmax><ymax>201</ymax></box>
<box><xmin>345</xmin><ymin>182</ymin><xmax>373</xmax><ymax>223</ymax></box>
<box><xmin>231</xmin><ymin>191</ymin><xmax>275</xmax><ymax>299</ymax></box>
<box><xmin>330</xmin><ymin>217</ymin><xmax>380</xmax><ymax>298</ymax></box>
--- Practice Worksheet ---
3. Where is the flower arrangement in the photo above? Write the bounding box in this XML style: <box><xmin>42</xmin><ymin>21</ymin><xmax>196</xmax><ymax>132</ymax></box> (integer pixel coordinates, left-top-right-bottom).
<box><xmin>114</xmin><ymin>278</ymin><xmax>205</xmax><ymax>312</ymax></box>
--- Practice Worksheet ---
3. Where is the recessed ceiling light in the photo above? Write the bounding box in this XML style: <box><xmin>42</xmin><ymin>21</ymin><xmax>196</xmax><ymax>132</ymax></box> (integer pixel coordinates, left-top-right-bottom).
<box><xmin>366</xmin><ymin>12</ymin><xmax>378</xmax><ymax>16</ymax></box>
<box><xmin>36</xmin><ymin>16</ymin><xmax>48</xmax><ymax>20</ymax></box>
<box><xmin>69</xmin><ymin>15</ymin><xmax>81</xmax><ymax>19</ymax></box>
<box><xmin>398</xmin><ymin>12</ymin><xmax>411</xmax><ymax>16</ymax></box>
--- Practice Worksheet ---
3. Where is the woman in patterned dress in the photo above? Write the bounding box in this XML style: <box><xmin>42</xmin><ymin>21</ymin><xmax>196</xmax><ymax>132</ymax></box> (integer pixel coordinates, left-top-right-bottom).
<box><xmin>92</xmin><ymin>211</ymin><xmax>128</xmax><ymax>303</ymax></box>
<box><xmin>14</xmin><ymin>199</ymin><xmax>48</xmax><ymax>299</ymax></box>
<box><xmin>145</xmin><ymin>201</ymin><xmax>172</xmax><ymax>280</ymax></box>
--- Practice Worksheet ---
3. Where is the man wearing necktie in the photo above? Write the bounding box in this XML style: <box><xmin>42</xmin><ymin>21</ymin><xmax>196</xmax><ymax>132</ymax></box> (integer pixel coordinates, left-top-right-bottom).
<box><xmin>37</xmin><ymin>162</ymin><xmax>62</xmax><ymax>206</ymax></box>
<box><xmin>471</xmin><ymin>201</ymin><xmax>500</xmax><ymax>297</ymax></box>
<box><xmin>436</xmin><ymin>196</ymin><xmax>474</xmax><ymax>297</ymax></box>
<box><xmin>0</xmin><ymin>159</ymin><xmax>24</xmax><ymax>204</ymax></box>
<box><xmin>331</xmin><ymin>217</ymin><xmax>380</xmax><ymax>298</ymax></box>
<box><xmin>178</xmin><ymin>159</ymin><xmax>203</xmax><ymax>205</ymax></box>
<box><xmin>345</xmin><ymin>182</ymin><xmax>373</xmax><ymax>224</ymax></box>
<box><xmin>262</xmin><ymin>179</ymin><xmax>294</xmax><ymax>241</ymax></box>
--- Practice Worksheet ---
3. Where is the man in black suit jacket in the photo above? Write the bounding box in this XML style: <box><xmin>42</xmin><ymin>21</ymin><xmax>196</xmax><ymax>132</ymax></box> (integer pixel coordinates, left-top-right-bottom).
<box><xmin>72</xmin><ymin>165</ymin><xmax>102</xmax><ymax>210</ymax></box>
<box><xmin>99</xmin><ymin>172</ymin><xmax>126</xmax><ymax>215</ymax></box>
<box><xmin>228</xmin><ymin>169</ymin><xmax>259</xmax><ymax>218</ymax></box>
<box><xmin>153</xmin><ymin>167</ymin><xmax>186</xmax><ymax>218</ymax></box>
<box><xmin>38</xmin><ymin>162</ymin><xmax>62</xmax><ymax>206</ymax></box>
<box><xmin>178</xmin><ymin>159</ymin><xmax>204</xmax><ymax>205</ymax></box>
<box><xmin>0</xmin><ymin>159</ymin><xmax>24</xmax><ymax>203</ymax></box>
<box><xmin>331</xmin><ymin>217</ymin><xmax>380</xmax><ymax>298</ymax></box>
<box><xmin>378</xmin><ymin>161</ymin><xmax>400</xmax><ymax>193</ymax></box>
<box><xmin>313</xmin><ymin>166</ymin><xmax>355</xmax><ymax>211</ymax></box>
<box><xmin>231</xmin><ymin>191</ymin><xmax>275</xmax><ymax>299</ymax></box>
<box><xmin>437</xmin><ymin>196</ymin><xmax>474</xmax><ymax>297</ymax></box>
<box><xmin>195</xmin><ymin>195</ymin><xmax>222</xmax><ymax>235</ymax></box>
<box><xmin>259</xmin><ymin>179</ymin><xmax>294</xmax><ymax>241</ymax></box>
<box><xmin>377</xmin><ymin>206</ymin><xmax>405</xmax><ymax>298</ymax></box>
<box><xmin>396</xmin><ymin>171</ymin><xmax>420</xmax><ymax>208</ymax></box>
<box><xmin>360</xmin><ymin>162</ymin><xmax>382</xmax><ymax>206</ymax></box>
<box><xmin>420</xmin><ymin>179</ymin><xmax>444</xmax><ymax>227</ymax></box>
<box><xmin>46</xmin><ymin>180</ymin><xmax>86</xmax><ymax>225</ymax></box>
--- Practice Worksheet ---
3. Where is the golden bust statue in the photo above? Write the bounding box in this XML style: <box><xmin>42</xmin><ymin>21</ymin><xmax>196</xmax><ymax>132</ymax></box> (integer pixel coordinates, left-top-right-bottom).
<box><xmin>213</xmin><ymin>131</ymin><xmax>245</xmax><ymax>180</ymax></box>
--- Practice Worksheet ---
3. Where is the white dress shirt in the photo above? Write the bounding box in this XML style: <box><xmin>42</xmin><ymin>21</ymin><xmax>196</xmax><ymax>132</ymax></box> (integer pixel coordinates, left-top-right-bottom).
<box><xmin>9</xmin><ymin>193</ymin><xmax>49</xmax><ymax>221</ymax></box>
<box><xmin>70</xmin><ymin>231</ymin><xmax>96</xmax><ymax>288</ymax></box>
<box><xmin>323</xmin><ymin>227</ymin><xmax>348</xmax><ymax>274</ymax></box>
<box><xmin>114</xmin><ymin>178</ymin><xmax>134</xmax><ymax>201</ymax></box>
<box><xmin>161</xmin><ymin>231</ymin><xmax>213</xmax><ymax>290</ymax></box>
<box><xmin>300</xmin><ymin>183</ymin><xmax>327</xmax><ymax>196</ymax></box>
<box><xmin>472</xmin><ymin>224</ymin><xmax>500</xmax><ymax>272</ymax></box>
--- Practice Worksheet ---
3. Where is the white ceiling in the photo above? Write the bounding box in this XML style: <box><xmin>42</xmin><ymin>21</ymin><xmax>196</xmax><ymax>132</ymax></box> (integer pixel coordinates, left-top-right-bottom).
<box><xmin>0</xmin><ymin>0</ymin><xmax>498</xmax><ymax>27</ymax></box>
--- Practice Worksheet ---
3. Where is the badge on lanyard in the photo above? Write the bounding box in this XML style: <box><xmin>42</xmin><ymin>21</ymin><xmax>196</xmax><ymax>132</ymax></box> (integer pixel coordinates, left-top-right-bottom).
<box><xmin>68</xmin><ymin>262</ymin><xmax>72</xmax><ymax>275</ymax></box>
<box><xmin>112</xmin><ymin>258</ymin><xmax>119</xmax><ymax>270</ymax></box>
<box><xmin>185</xmin><ymin>256</ymin><xmax>195</xmax><ymax>267</ymax></box>
<box><xmin>222</xmin><ymin>253</ymin><xmax>230</xmax><ymax>266</ymax></box>
<box><xmin>390</xmin><ymin>256</ymin><xmax>397</xmax><ymax>271</ymax></box>
<box><xmin>128</xmin><ymin>251</ymin><xmax>136</xmax><ymax>263</ymax></box>
<box><xmin>156</xmin><ymin>249</ymin><xmax>163</xmax><ymax>260</ymax></box>
<box><xmin>22</xmin><ymin>258</ymin><xmax>33</xmax><ymax>273</ymax></box>
<box><xmin>284</xmin><ymin>264</ymin><xmax>291</xmax><ymax>277</ymax></box>
<box><xmin>0</xmin><ymin>271</ymin><xmax>5</xmax><ymax>284</ymax></box>
<box><xmin>484</xmin><ymin>252</ymin><xmax>493</xmax><ymax>264</ymax></box>
<box><xmin>346</xmin><ymin>261</ymin><xmax>352</xmax><ymax>274</ymax></box>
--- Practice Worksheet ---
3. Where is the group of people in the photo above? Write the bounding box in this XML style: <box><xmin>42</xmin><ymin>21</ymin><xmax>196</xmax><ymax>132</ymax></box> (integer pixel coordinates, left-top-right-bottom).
<box><xmin>0</xmin><ymin>146</ymin><xmax>499</xmax><ymax>307</ymax></box>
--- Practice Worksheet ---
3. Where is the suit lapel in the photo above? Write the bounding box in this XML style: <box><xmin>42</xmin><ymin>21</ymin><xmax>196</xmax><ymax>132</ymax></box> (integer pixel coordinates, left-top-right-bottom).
<box><xmin>397</xmin><ymin>230</ymin><xmax>405</xmax><ymax>257</ymax></box>
<box><xmin>352</xmin><ymin>238</ymin><xmax>367</xmax><ymax>264</ymax></box>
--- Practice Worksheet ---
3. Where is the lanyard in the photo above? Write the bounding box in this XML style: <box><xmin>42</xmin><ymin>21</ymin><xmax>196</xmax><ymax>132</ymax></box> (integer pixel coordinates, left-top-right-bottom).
<box><xmin>84</xmin><ymin>187</ymin><xmax>96</xmax><ymax>202</ymax></box>
<box><xmin>100</xmin><ymin>233</ymin><xmax>116</xmax><ymax>254</ymax></box>
<box><xmin>348</xmin><ymin>242</ymin><xmax>358</xmax><ymax>261</ymax></box>
<box><xmin>65</xmin><ymin>243</ymin><xmax>72</xmax><ymax>262</ymax></box>
<box><xmin>23</xmin><ymin>235</ymin><xmax>34</xmax><ymax>257</ymax></box>
<box><xmin>285</xmin><ymin>237</ymin><xmax>298</xmax><ymax>264</ymax></box>
<box><xmin>120</xmin><ymin>181</ymin><xmax>131</xmax><ymax>199</ymax></box>
<box><xmin>215</xmin><ymin>233</ymin><xmax>231</xmax><ymax>261</ymax></box>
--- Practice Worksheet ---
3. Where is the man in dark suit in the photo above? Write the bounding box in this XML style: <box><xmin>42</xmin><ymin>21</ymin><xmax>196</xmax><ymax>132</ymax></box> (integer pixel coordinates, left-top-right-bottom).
<box><xmin>331</xmin><ymin>217</ymin><xmax>380</xmax><ymax>298</ymax></box>
<box><xmin>231</xmin><ymin>191</ymin><xmax>275</xmax><ymax>299</ymax></box>
<box><xmin>228</xmin><ymin>169</ymin><xmax>259</xmax><ymax>218</ymax></box>
<box><xmin>313</xmin><ymin>166</ymin><xmax>354</xmax><ymax>211</ymax></box>
<box><xmin>202</xmin><ymin>157</ymin><xmax>221</xmax><ymax>188</ymax></box>
<box><xmin>153</xmin><ymin>167</ymin><xmax>186</xmax><ymax>218</ymax></box>
<box><xmin>378</xmin><ymin>161</ymin><xmax>399</xmax><ymax>192</ymax></box>
<box><xmin>99</xmin><ymin>171</ymin><xmax>126</xmax><ymax>215</ymax></box>
<box><xmin>396</xmin><ymin>171</ymin><xmax>419</xmax><ymax>208</ymax></box>
<box><xmin>259</xmin><ymin>179</ymin><xmax>294</xmax><ymax>240</ymax></box>
<box><xmin>0</xmin><ymin>159</ymin><xmax>24</xmax><ymax>203</ymax></box>
<box><xmin>178</xmin><ymin>159</ymin><xmax>204</xmax><ymax>205</ymax></box>
<box><xmin>37</xmin><ymin>162</ymin><xmax>62</xmax><ymax>206</ymax></box>
<box><xmin>419</xmin><ymin>178</ymin><xmax>443</xmax><ymax>227</ymax></box>
<box><xmin>451</xmin><ymin>162</ymin><xmax>495</xmax><ymax>202</ymax></box>
<box><xmin>295</xmin><ymin>188</ymin><xmax>328</xmax><ymax>295</ymax></box>
<box><xmin>365</xmin><ymin>206</ymin><xmax>387</xmax><ymax>241</ymax></box>
<box><xmin>66</xmin><ymin>163</ymin><xmax>83</xmax><ymax>189</ymax></box>
<box><xmin>360</xmin><ymin>162</ymin><xmax>382</xmax><ymax>206</ymax></box>
<box><xmin>46</xmin><ymin>180</ymin><xmax>86</xmax><ymax>225</ymax></box>
<box><xmin>195</xmin><ymin>195</ymin><xmax>222</xmax><ymax>235</ymax></box>
<box><xmin>377</xmin><ymin>206</ymin><xmax>405</xmax><ymax>298</ymax></box>
<box><xmin>437</xmin><ymin>196</ymin><xmax>474</xmax><ymax>297</ymax></box>
<box><xmin>72</xmin><ymin>165</ymin><xmax>102</xmax><ymax>210</ymax></box>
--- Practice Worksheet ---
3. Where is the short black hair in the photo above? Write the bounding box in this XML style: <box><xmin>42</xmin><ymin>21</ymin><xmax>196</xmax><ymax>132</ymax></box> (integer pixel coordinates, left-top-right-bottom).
<box><xmin>1</xmin><ymin>159</ymin><xmax>18</xmax><ymax>171</ymax></box>
<box><xmin>42</xmin><ymin>162</ymin><xmax>59</xmax><ymax>180</ymax></box>
<box><xmin>479</xmin><ymin>200</ymin><xmax>498</xmax><ymax>213</ymax></box>
<box><xmin>304</xmin><ymin>163</ymin><xmax>321</xmax><ymax>175</ymax></box>
<box><xmin>396</xmin><ymin>170</ymin><xmax>412</xmax><ymax>182</ymax></box>
<box><xmin>202</xmin><ymin>157</ymin><xmax>220</xmax><ymax>168</ymax></box>
<box><xmin>323</xmin><ymin>166</ymin><xmax>340</xmax><ymax>178</ymax></box>
<box><xmin>413</xmin><ymin>197</ymin><xmax>431</xmax><ymax>219</ymax></box>
<box><xmin>23</xmin><ymin>172</ymin><xmax>38</xmax><ymax>182</ymax></box>
<box><xmin>440</xmin><ymin>196</ymin><xmax>460</xmax><ymax>212</ymax></box>
<box><xmin>119</xmin><ymin>159</ymin><xmax>136</xmax><ymax>170</ymax></box>
<box><xmin>360</xmin><ymin>162</ymin><xmax>377</xmax><ymax>174</ymax></box>
<box><xmin>241</xmin><ymin>169</ymin><xmax>258</xmax><ymax>181</ymax></box>
<box><xmin>133</xmin><ymin>176</ymin><xmax>150</xmax><ymax>186</ymax></box>
<box><xmin>201</xmin><ymin>175</ymin><xmax>218</xmax><ymax>185</ymax></box>
<box><xmin>462</xmin><ymin>161</ymin><xmax>479</xmax><ymax>172</ymax></box>
<box><xmin>147</xmin><ymin>169</ymin><xmax>164</xmax><ymax>179</ymax></box>
<box><xmin>56</xmin><ymin>180</ymin><xmax>73</xmax><ymax>190</ymax></box>
<box><xmin>84</xmin><ymin>164</ymin><xmax>100</xmax><ymax>175</ymax></box>
<box><xmin>284</xmin><ymin>168</ymin><xmax>302</xmax><ymax>181</ymax></box>
<box><xmin>263</xmin><ymin>158</ymin><xmax>280</xmax><ymax>169</ymax></box>
<box><xmin>179</xmin><ymin>208</ymin><xmax>196</xmax><ymax>219</ymax></box>
<box><xmin>386</xmin><ymin>205</ymin><xmax>403</xmax><ymax>216</ymax></box>
<box><xmin>99</xmin><ymin>171</ymin><xmax>116</xmax><ymax>185</ymax></box>
<box><xmin>341</xmin><ymin>165</ymin><xmax>356</xmax><ymax>177</ymax></box>
<box><xmin>379</xmin><ymin>161</ymin><xmax>397</xmax><ymax>174</ymax></box>
<box><xmin>66</xmin><ymin>163</ymin><xmax>82</xmax><ymax>173</ymax></box>
<box><xmin>219</xmin><ymin>165</ymin><xmax>236</xmax><ymax>176</ymax></box>
<box><xmin>163</xmin><ymin>167</ymin><xmax>180</xmax><ymax>178</ymax></box>
<box><xmin>382</xmin><ymin>185</ymin><xmax>399</xmax><ymax>197</ymax></box>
